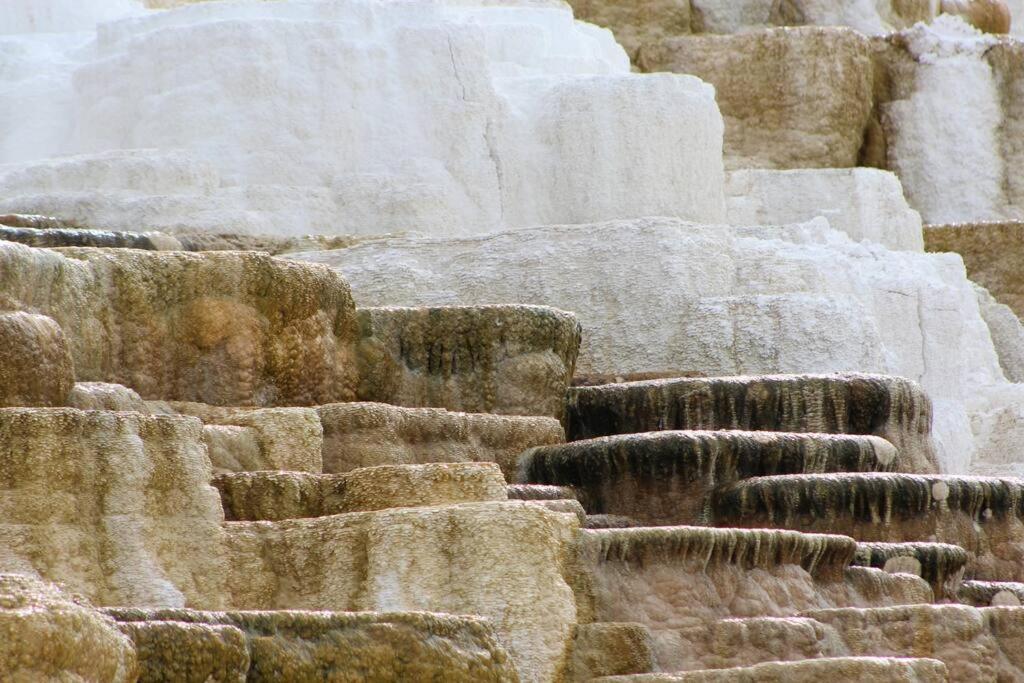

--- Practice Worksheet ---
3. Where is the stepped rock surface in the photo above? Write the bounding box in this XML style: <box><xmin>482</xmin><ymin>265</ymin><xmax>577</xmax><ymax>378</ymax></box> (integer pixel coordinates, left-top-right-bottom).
<box><xmin>519</xmin><ymin>430</ymin><xmax>898</xmax><ymax>524</ymax></box>
<box><xmin>4</xmin><ymin>0</ymin><xmax>1024</xmax><ymax>681</ymax></box>
<box><xmin>714</xmin><ymin>473</ymin><xmax>1024</xmax><ymax>579</ymax></box>
<box><xmin>565</xmin><ymin>374</ymin><xmax>935</xmax><ymax>473</ymax></box>
<box><xmin>595</xmin><ymin>657</ymin><xmax>949</xmax><ymax>682</ymax></box>
<box><xmin>300</xmin><ymin>217</ymin><xmax>1015</xmax><ymax>474</ymax></box>
<box><xmin>356</xmin><ymin>305</ymin><xmax>580</xmax><ymax>418</ymax></box>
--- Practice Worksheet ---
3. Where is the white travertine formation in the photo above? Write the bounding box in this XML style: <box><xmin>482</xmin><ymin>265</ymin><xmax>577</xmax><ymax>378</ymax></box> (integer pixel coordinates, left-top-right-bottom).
<box><xmin>294</xmin><ymin>216</ymin><xmax>1011</xmax><ymax>473</ymax></box>
<box><xmin>0</xmin><ymin>0</ymin><xmax>725</xmax><ymax>236</ymax></box>
<box><xmin>726</xmin><ymin>169</ymin><xmax>924</xmax><ymax>251</ymax></box>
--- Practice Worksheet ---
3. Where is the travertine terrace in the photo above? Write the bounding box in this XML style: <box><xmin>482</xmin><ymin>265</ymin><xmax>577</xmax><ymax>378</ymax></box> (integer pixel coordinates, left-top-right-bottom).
<box><xmin>3</xmin><ymin>0</ymin><xmax>1024</xmax><ymax>681</ymax></box>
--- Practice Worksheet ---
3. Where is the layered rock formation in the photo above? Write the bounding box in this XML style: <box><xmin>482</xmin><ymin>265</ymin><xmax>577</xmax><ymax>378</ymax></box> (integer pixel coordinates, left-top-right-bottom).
<box><xmin>5</xmin><ymin>0</ymin><xmax>1024</xmax><ymax>681</ymax></box>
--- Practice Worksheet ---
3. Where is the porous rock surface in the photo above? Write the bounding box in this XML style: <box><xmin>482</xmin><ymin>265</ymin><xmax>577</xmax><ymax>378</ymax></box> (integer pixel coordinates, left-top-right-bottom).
<box><xmin>0</xmin><ymin>573</ymin><xmax>138</xmax><ymax>682</ymax></box>
<box><xmin>0</xmin><ymin>311</ymin><xmax>74</xmax><ymax>407</ymax></box>
<box><xmin>0</xmin><ymin>241</ymin><xmax>361</xmax><ymax>406</ymax></box>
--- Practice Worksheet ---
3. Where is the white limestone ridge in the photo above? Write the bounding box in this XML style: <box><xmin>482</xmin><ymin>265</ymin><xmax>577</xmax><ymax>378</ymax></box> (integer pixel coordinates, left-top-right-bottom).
<box><xmin>0</xmin><ymin>0</ymin><xmax>725</xmax><ymax>236</ymax></box>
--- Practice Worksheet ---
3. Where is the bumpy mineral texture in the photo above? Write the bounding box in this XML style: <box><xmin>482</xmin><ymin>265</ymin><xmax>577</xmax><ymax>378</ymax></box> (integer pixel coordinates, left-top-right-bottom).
<box><xmin>0</xmin><ymin>573</ymin><xmax>138</xmax><ymax>682</ymax></box>
<box><xmin>636</xmin><ymin>28</ymin><xmax>874</xmax><ymax>169</ymax></box>
<box><xmin>566</xmin><ymin>373</ymin><xmax>936</xmax><ymax>473</ymax></box>
<box><xmin>109</xmin><ymin>609</ymin><xmax>519</xmax><ymax>682</ymax></box>
<box><xmin>0</xmin><ymin>311</ymin><xmax>74</xmax><ymax>407</ymax></box>
<box><xmin>0</xmin><ymin>241</ymin><xmax>360</xmax><ymax>406</ymax></box>
<box><xmin>519</xmin><ymin>431</ymin><xmax>897</xmax><ymax>525</ymax></box>
<box><xmin>595</xmin><ymin>656</ymin><xmax>949</xmax><ymax>682</ymax></box>
<box><xmin>926</xmin><ymin>222</ymin><xmax>1024</xmax><ymax>318</ymax></box>
<box><xmin>0</xmin><ymin>408</ymin><xmax>227</xmax><ymax>607</ymax></box>
<box><xmin>317</xmin><ymin>401</ymin><xmax>565</xmax><ymax>478</ymax></box>
<box><xmin>356</xmin><ymin>305</ymin><xmax>581</xmax><ymax>419</ymax></box>
<box><xmin>225</xmin><ymin>501</ymin><xmax>578</xmax><ymax>683</ymax></box>
<box><xmin>214</xmin><ymin>463</ymin><xmax>509</xmax><ymax>521</ymax></box>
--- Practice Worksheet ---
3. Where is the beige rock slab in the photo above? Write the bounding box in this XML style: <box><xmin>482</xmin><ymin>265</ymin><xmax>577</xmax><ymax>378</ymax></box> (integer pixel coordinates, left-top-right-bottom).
<box><xmin>214</xmin><ymin>463</ymin><xmax>509</xmax><ymax>520</ymax></box>
<box><xmin>108</xmin><ymin>609</ymin><xmax>518</xmax><ymax>682</ymax></box>
<box><xmin>0</xmin><ymin>573</ymin><xmax>138</xmax><ymax>682</ymax></box>
<box><xmin>595</xmin><ymin>656</ymin><xmax>949</xmax><ymax>681</ymax></box>
<box><xmin>0</xmin><ymin>311</ymin><xmax>74</xmax><ymax>407</ymax></box>
<box><xmin>0</xmin><ymin>408</ymin><xmax>227</xmax><ymax>608</ymax></box>
<box><xmin>356</xmin><ymin>305</ymin><xmax>581</xmax><ymax>420</ymax></box>
<box><xmin>317</xmin><ymin>401</ymin><xmax>564</xmax><ymax>478</ymax></box>
<box><xmin>636</xmin><ymin>27</ymin><xmax>874</xmax><ymax>169</ymax></box>
<box><xmin>0</xmin><ymin>241</ymin><xmax>360</xmax><ymax>406</ymax></box>
<box><xmin>224</xmin><ymin>500</ymin><xmax>578</xmax><ymax>683</ymax></box>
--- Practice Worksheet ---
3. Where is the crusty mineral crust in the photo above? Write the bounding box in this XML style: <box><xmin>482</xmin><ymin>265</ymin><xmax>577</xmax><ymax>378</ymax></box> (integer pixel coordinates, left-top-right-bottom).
<box><xmin>356</xmin><ymin>305</ymin><xmax>581</xmax><ymax>419</ymax></box>
<box><xmin>0</xmin><ymin>241</ymin><xmax>360</xmax><ymax>406</ymax></box>
<box><xmin>636</xmin><ymin>27</ymin><xmax>874</xmax><ymax>169</ymax></box>
<box><xmin>0</xmin><ymin>311</ymin><xmax>74</xmax><ymax>407</ymax></box>
<box><xmin>519</xmin><ymin>430</ymin><xmax>897</xmax><ymax>525</ymax></box>
<box><xmin>0</xmin><ymin>408</ymin><xmax>228</xmax><ymax>608</ymax></box>
<box><xmin>0</xmin><ymin>573</ymin><xmax>138</xmax><ymax>682</ymax></box>
<box><xmin>108</xmin><ymin>608</ymin><xmax>519</xmax><ymax>682</ymax></box>
<box><xmin>214</xmin><ymin>463</ymin><xmax>509</xmax><ymax>520</ymax></box>
<box><xmin>852</xmin><ymin>541</ymin><xmax>969</xmax><ymax>599</ymax></box>
<box><xmin>317</xmin><ymin>401</ymin><xmax>565</xmax><ymax>478</ymax></box>
<box><xmin>566</xmin><ymin>373</ymin><xmax>936</xmax><ymax>474</ymax></box>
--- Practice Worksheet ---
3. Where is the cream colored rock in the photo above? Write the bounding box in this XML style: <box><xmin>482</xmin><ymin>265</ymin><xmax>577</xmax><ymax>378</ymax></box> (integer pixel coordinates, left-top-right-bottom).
<box><xmin>972</xmin><ymin>284</ymin><xmax>1024</xmax><ymax>383</ymax></box>
<box><xmin>726</xmin><ymin>169</ymin><xmax>924</xmax><ymax>251</ymax></box>
<box><xmin>356</xmin><ymin>305</ymin><xmax>580</xmax><ymax>419</ymax></box>
<box><xmin>0</xmin><ymin>573</ymin><xmax>138</xmax><ymax>682</ymax></box>
<box><xmin>225</xmin><ymin>500</ymin><xmax>578</xmax><ymax>683</ymax></box>
<box><xmin>108</xmin><ymin>608</ymin><xmax>519</xmax><ymax>682</ymax></box>
<box><xmin>153</xmin><ymin>403</ymin><xmax>323</xmax><ymax>473</ymax></box>
<box><xmin>567</xmin><ymin>622</ymin><xmax>656</xmax><ymax>681</ymax></box>
<box><xmin>67</xmin><ymin>382</ymin><xmax>149</xmax><ymax>412</ymax></box>
<box><xmin>214</xmin><ymin>463</ymin><xmax>509</xmax><ymax>520</ymax></box>
<box><xmin>0</xmin><ymin>311</ymin><xmax>74</xmax><ymax>407</ymax></box>
<box><xmin>596</xmin><ymin>656</ymin><xmax>949</xmax><ymax>682</ymax></box>
<box><xmin>568</xmin><ymin>0</ymin><xmax>691</xmax><ymax>59</ymax></box>
<box><xmin>317</xmin><ymin>402</ymin><xmax>564</xmax><ymax>478</ymax></box>
<box><xmin>926</xmin><ymin>222</ymin><xmax>1024</xmax><ymax>318</ymax></box>
<box><xmin>0</xmin><ymin>241</ymin><xmax>360</xmax><ymax>406</ymax></box>
<box><xmin>636</xmin><ymin>28</ymin><xmax>873</xmax><ymax>169</ymax></box>
<box><xmin>0</xmin><ymin>408</ymin><xmax>227</xmax><ymax>608</ymax></box>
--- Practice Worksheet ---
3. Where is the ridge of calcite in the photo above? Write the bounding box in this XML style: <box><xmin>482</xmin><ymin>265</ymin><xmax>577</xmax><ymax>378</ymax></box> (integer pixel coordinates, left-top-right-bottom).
<box><xmin>0</xmin><ymin>311</ymin><xmax>74</xmax><ymax>407</ymax></box>
<box><xmin>593</xmin><ymin>656</ymin><xmax>949</xmax><ymax>682</ymax></box>
<box><xmin>0</xmin><ymin>407</ymin><xmax>227</xmax><ymax>608</ymax></box>
<box><xmin>713</xmin><ymin>472</ymin><xmax>1024</xmax><ymax>579</ymax></box>
<box><xmin>0</xmin><ymin>241</ymin><xmax>360</xmax><ymax>406</ymax></box>
<box><xmin>214</xmin><ymin>463</ymin><xmax>509</xmax><ymax>521</ymax></box>
<box><xmin>67</xmin><ymin>382</ymin><xmax>150</xmax><ymax>412</ymax></box>
<box><xmin>107</xmin><ymin>608</ymin><xmax>519</xmax><ymax>682</ymax></box>
<box><xmin>518</xmin><ymin>430</ymin><xmax>898</xmax><ymax>525</ymax></box>
<box><xmin>851</xmin><ymin>541</ymin><xmax>969</xmax><ymax>599</ymax></box>
<box><xmin>356</xmin><ymin>305</ymin><xmax>581</xmax><ymax>419</ymax></box>
<box><xmin>565</xmin><ymin>374</ymin><xmax>936</xmax><ymax>474</ymax></box>
<box><xmin>0</xmin><ymin>222</ymin><xmax>182</xmax><ymax>250</ymax></box>
<box><xmin>0</xmin><ymin>573</ymin><xmax>138</xmax><ymax>682</ymax></box>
